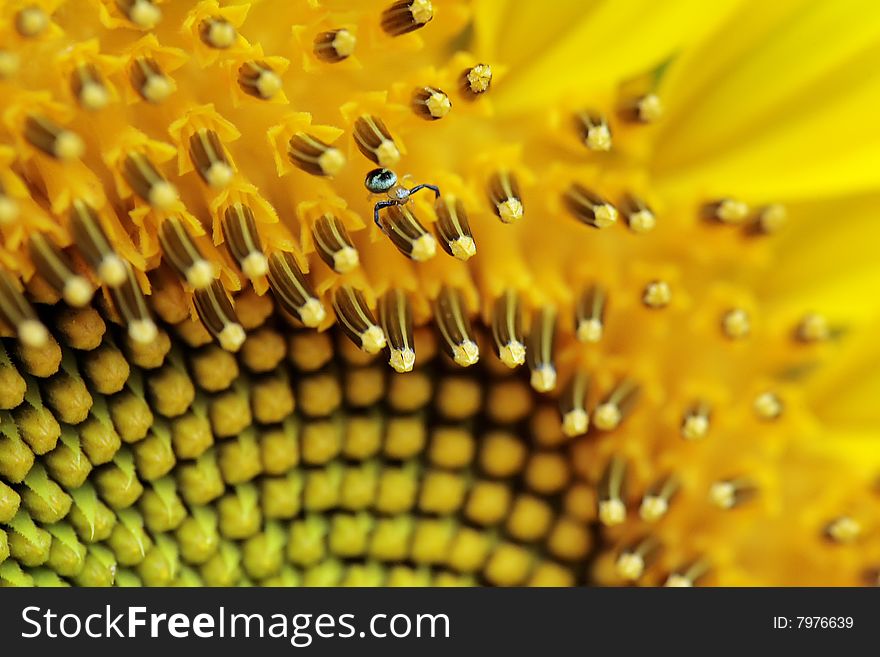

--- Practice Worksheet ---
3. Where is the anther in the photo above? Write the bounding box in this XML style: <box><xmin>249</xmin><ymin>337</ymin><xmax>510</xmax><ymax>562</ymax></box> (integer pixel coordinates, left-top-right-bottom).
<box><xmin>24</xmin><ymin>115</ymin><xmax>84</xmax><ymax>161</ymax></box>
<box><xmin>15</xmin><ymin>5</ymin><xmax>48</xmax><ymax>37</ymax></box>
<box><xmin>752</xmin><ymin>204</ymin><xmax>787</xmax><ymax>234</ymax></box>
<box><xmin>619</xmin><ymin>93</ymin><xmax>663</xmax><ymax>123</ymax></box>
<box><xmin>312</xmin><ymin>214</ymin><xmax>359</xmax><ymax>273</ymax></box>
<box><xmin>433</xmin><ymin>195</ymin><xmax>475</xmax><ymax>260</ymax></box>
<box><xmin>332</xmin><ymin>286</ymin><xmax>386</xmax><ymax>354</ymax></box>
<box><xmin>266</xmin><ymin>251</ymin><xmax>325</xmax><ymax>328</ymax></box>
<box><xmin>575</xmin><ymin>111</ymin><xmax>612</xmax><ymax>151</ymax></box>
<box><xmin>491</xmin><ymin>290</ymin><xmax>525</xmax><ymax>368</ymax></box>
<box><xmin>219</xmin><ymin>204</ymin><xmax>266</xmax><ymax>280</ymax></box>
<box><xmin>158</xmin><ymin>218</ymin><xmax>216</xmax><ymax>289</ymax></box>
<box><xmin>109</xmin><ymin>262</ymin><xmax>159</xmax><ymax>344</ymax></box>
<box><xmin>71</xmin><ymin>63</ymin><xmax>111</xmax><ymax>111</ymax></box>
<box><xmin>0</xmin><ymin>271</ymin><xmax>50</xmax><ymax>348</ymax></box>
<box><xmin>825</xmin><ymin>516</ymin><xmax>861</xmax><ymax>544</ymax></box>
<box><xmin>313</xmin><ymin>29</ymin><xmax>356</xmax><ymax>63</ymax></box>
<box><xmin>381</xmin><ymin>0</ymin><xmax>434</xmax><ymax>36</ymax></box>
<box><xmin>559</xmin><ymin>370</ymin><xmax>590</xmax><ymax>437</ymax></box>
<box><xmin>116</xmin><ymin>0</ymin><xmax>162</xmax><ymax>29</ymax></box>
<box><xmin>122</xmin><ymin>152</ymin><xmax>179</xmax><ymax>210</ymax></box>
<box><xmin>564</xmin><ymin>184</ymin><xmax>617</xmax><ymax>228</ymax></box>
<box><xmin>642</xmin><ymin>280</ymin><xmax>670</xmax><ymax>308</ymax></box>
<box><xmin>199</xmin><ymin>17</ymin><xmax>237</xmax><ymax>49</ymax></box>
<box><xmin>721</xmin><ymin>308</ymin><xmax>750</xmax><ymax>339</ymax></box>
<box><xmin>681</xmin><ymin>402</ymin><xmax>711</xmax><ymax>440</ymax></box>
<box><xmin>664</xmin><ymin>561</ymin><xmax>709</xmax><ymax>587</ymax></box>
<box><xmin>620</xmin><ymin>194</ymin><xmax>656</xmax><ymax>233</ymax></box>
<box><xmin>352</xmin><ymin>115</ymin><xmax>400</xmax><ymax>168</ymax></box>
<box><xmin>0</xmin><ymin>50</ymin><xmax>20</xmax><ymax>79</ymax></box>
<box><xmin>639</xmin><ymin>476</ymin><xmax>679</xmax><ymax>522</ymax></box>
<box><xmin>378</xmin><ymin>204</ymin><xmax>436</xmax><ymax>262</ymax></box>
<box><xmin>593</xmin><ymin>379</ymin><xmax>639</xmax><ymax>431</ymax></box>
<box><xmin>616</xmin><ymin>537</ymin><xmax>660</xmax><ymax>581</ymax></box>
<box><xmin>192</xmin><ymin>280</ymin><xmax>246</xmax><ymax>353</ymax></box>
<box><xmin>598</xmin><ymin>457</ymin><xmax>627</xmax><ymax>527</ymax></box>
<box><xmin>379</xmin><ymin>288</ymin><xmax>415</xmax><ymax>372</ymax></box>
<box><xmin>703</xmin><ymin>198</ymin><xmax>749</xmax><ymax>225</ymax></box>
<box><xmin>709</xmin><ymin>478</ymin><xmax>755</xmax><ymax>510</ymax></box>
<box><xmin>288</xmin><ymin>133</ymin><xmax>346</xmax><ymax>177</ymax></box>
<box><xmin>434</xmin><ymin>286</ymin><xmax>479</xmax><ymax>367</ymax></box>
<box><xmin>237</xmin><ymin>61</ymin><xmax>283</xmax><ymax>100</ymax></box>
<box><xmin>189</xmin><ymin>129</ymin><xmax>233</xmax><ymax>188</ymax></box>
<box><xmin>412</xmin><ymin>86</ymin><xmax>451</xmax><ymax>120</ymax></box>
<box><xmin>69</xmin><ymin>199</ymin><xmax>128</xmax><ymax>287</ymax></box>
<box><xmin>796</xmin><ymin>313</ymin><xmax>830</xmax><ymax>343</ymax></box>
<box><xmin>0</xmin><ymin>181</ymin><xmax>20</xmax><ymax>226</ymax></box>
<box><xmin>575</xmin><ymin>284</ymin><xmax>606</xmax><ymax>343</ymax></box>
<box><xmin>460</xmin><ymin>64</ymin><xmax>492</xmax><ymax>98</ymax></box>
<box><xmin>487</xmin><ymin>171</ymin><xmax>523</xmax><ymax>224</ymax></box>
<box><xmin>527</xmin><ymin>306</ymin><xmax>557</xmax><ymax>392</ymax></box>
<box><xmin>753</xmin><ymin>391</ymin><xmax>782</xmax><ymax>420</ymax></box>
<box><xmin>130</xmin><ymin>57</ymin><xmax>174</xmax><ymax>104</ymax></box>
<box><xmin>28</xmin><ymin>234</ymin><xmax>94</xmax><ymax>307</ymax></box>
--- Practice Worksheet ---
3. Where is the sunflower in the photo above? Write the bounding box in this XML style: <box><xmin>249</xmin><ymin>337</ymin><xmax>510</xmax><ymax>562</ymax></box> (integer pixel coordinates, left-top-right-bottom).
<box><xmin>0</xmin><ymin>0</ymin><xmax>878</xmax><ymax>588</ymax></box>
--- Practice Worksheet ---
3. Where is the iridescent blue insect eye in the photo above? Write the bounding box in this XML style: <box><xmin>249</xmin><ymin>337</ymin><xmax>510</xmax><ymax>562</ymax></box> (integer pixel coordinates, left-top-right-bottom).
<box><xmin>365</xmin><ymin>167</ymin><xmax>397</xmax><ymax>193</ymax></box>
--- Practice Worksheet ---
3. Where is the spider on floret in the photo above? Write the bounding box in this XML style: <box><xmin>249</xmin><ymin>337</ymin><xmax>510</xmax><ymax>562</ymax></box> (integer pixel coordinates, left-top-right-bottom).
<box><xmin>364</xmin><ymin>167</ymin><xmax>440</xmax><ymax>231</ymax></box>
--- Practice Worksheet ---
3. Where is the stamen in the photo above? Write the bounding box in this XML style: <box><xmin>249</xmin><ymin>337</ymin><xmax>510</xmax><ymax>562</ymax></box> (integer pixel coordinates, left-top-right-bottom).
<box><xmin>379</xmin><ymin>288</ymin><xmax>415</xmax><ymax>373</ymax></box>
<box><xmin>199</xmin><ymin>18</ymin><xmax>237</xmax><ymax>49</ymax></box>
<box><xmin>598</xmin><ymin>456</ymin><xmax>627</xmax><ymax>526</ymax></box>
<box><xmin>575</xmin><ymin>111</ymin><xmax>612</xmax><ymax>151</ymax></box>
<box><xmin>433</xmin><ymin>195</ymin><xmax>475</xmax><ymax>260</ymax></box>
<box><xmin>616</xmin><ymin>537</ymin><xmax>659</xmax><ymax>581</ymax></box>
<box><xmin>639</xmin><ymin>476</ymin><xmax>679</xmax><ymax>522</ymax></box>
<box><xmin>192</xmin><ymin>280</ymin><xmax>246</xmax><ymax>353</ymax></box>
<box><xmin>313</xmin><ymin>29</ymin><xmax>356</xmax><ymax>63</ymax></box>
<box><xmin>681</xmin><ymin>402</ymin><xmax>711</xmax><ymax>440</ymax></box>
<box><xmin>753</xmin><ymin>391</ymin><xmax>782</xmax><ymax>420</ymax></box>
<box><xmin>526</xmin><ymin>306</ymin><xmax>557</xmax><ymax>392</ymax></box>
<box><xmin>237</xmin><ymin>61</ymin><xmax>283</xmax><ymax>100</ymax></box>
<box><xmin>491</xmin><ymin>290</ymin><xmax>525</xmax><ymax>368</ymax></box>
<box><xmin>564</xmin><ymin>184</ymin><xmax>618</xmax><ymax>228</ymax></box>
<box><xmin>312</xmin><ymin>214</ymin><xmax>359</xmax><ymax>273</ymax></box>
<box><xmin>825</xmin><ymin>516</ymin><xmax>861</xmax><ymax>544</ymax></box>
<box><xmin>709</xmin><ymin>478</ymin><xmax>755</xmax><ymax>509</ymax></box>
<box><xmin>620</xmin><ymin>194</ymin><xmax>656</xmax><ymax>233</ymax></box>
<box><xmin>412</xmin><ymin>86</ymin><xmax>452</xmax><ymax>120</ymax></box>
<box><xmin>593</xmin><ymin>379</ymin><xmax>640</xmax><ymax>431</ymax></box>
<box><xmin>288</xmin><ymin>133</ymin><xmax>346</xmax><ymax>177</ymax></box>
<box><xmin>0</xmin><ymin>181</ymin><xmax>20</xmax><ymax>226</ymax></box>
<box><xmin>0</xmin><ymin>271</ymin><xmax>50</xmax><ymax>347</ymax></box>
<box><xmin>460</xmin><ymin>64</ymin><xmax>492</xmax><ymax>98</ymax></box>
<box><xmin>71</xmin><ymin>63</ymin><xmax>110</xmax><ymax>111</ymax></box>
<box><xmin>619</xmin><ymin>93</ymin><xmax>663</xmax><ymax>123</ymax></box>
<box><xmin>221</xmin><ymin>204</ymin><xmax>268</xmax><ymax>279</ymax></box>
<box><xmin>381</xmin><ymin>0</ymin><xmax>434</xmax><ymax>36</ymax></box>
<box><xmin>122</xmin><ymin>152</ymin><xmax>179</xmax><ymax>210</ymax></box>
<box><xmin>575</xmin><ymin>284</ymin><xmax>606</xmax><ymax>343</ymax></box>
<box><xmin>266</xmin><ymin>251</ymin><xmax>325</xmax><ymax>328</ymax></box>
<box><xmin>796</xmin><ymin>313</ymin><xmax>830</xmax><ymax>342</ymax></box>
<box><xmin>28</xmin><ymin>234</ymin><xmax>94</xmax><ymax>307</ymax></box>
<box><xmin>108</xmin><ymin>262</ymin><xmax>158</xmax><ymax>345</ymax></box>
<box><xmin>189</xmin><ymin>129</ymin><xmax>233</xmax><ymax>188</ymax></box>
<box><xmin>130</xmin><ymin>57</ymin><xmax>174</xmax><ymax>104</ymax></box>
<box><xmin>434</xmin><ymin>286</ymin><xmax>479</xmax><ymax>367</ymax></box>
<box><xmin>116</xmin><ymin>0</ymin><xmax>162</xmax><ymax>29</ymax></box>
<box><xmin>352</xmin><ymin>115</ymin><xmax>400</xmax><ymax>168</ymax></box>
<box><xmin>487</xmin><ymin>171</ymin><xmax>523</xmax><ymax>224</ymax></box>
<box><xmin>752</xmin><ymin>203</ymin><xmax>787</xmax><ymax>234</ymax></box>
<box><xmin>332</xmin><ymin>286</ymin><xmax>386</xmax><ymax>354</ymax></box>
<box><xmin>24</xmin><ymin>115</ymin><xmax>84</xmax><ymax>161</ymax></box>
<box><xmin>559</xmin><ymin>370</ymin><xmax>590</xmax><ymax>437</ymax></box>
<box><xmin>158</xmin><ymin>218</ymin><xmax>216</xmax><ymax>290</ymax></box>
<box><xmin>703</xmin><ymin>198</ymin><xmax>749</xmax><ymax>224</ymax></box>
<box><xmin>642</xmin><ymin>280</ymin><xmax>671</xmax><ymax>308</ymax></box>
<box><xmin>69</xmin><ymin>199</ymin><xmax>128</xmax><ymax>287</ymax></box>
<box><xmin>15</xmin><ymin>5</ymin><xmax>49</xmax><ymax>38</ymax></box>
<box><xmin>379</xmin><ymin>204</ymin><xmax>437</xmax><ymax>262</ymax></box>
<box><xmin>721</xmin><ymin>308</ymin><xmax>750</xmax><ymax>339</ymax></box>
<box><xmin>664</xmin><ymin>561</ymin><xmax>710</xmax><ymax>587</ymax></box>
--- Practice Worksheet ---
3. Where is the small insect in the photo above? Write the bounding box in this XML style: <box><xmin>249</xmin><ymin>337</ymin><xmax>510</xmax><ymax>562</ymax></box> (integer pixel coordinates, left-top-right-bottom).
<box><xmin>365</xmin><ymin>167</ymin><xmax>440</xmax><ymax>231</ymax></box>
